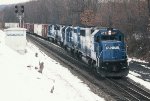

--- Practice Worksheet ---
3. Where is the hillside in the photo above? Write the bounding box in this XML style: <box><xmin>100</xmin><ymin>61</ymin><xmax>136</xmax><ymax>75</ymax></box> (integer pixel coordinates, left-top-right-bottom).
<box><xmin>1</xmin><ymin>0</ymin><xmax>150</xmax><ymax>62</ymax></box>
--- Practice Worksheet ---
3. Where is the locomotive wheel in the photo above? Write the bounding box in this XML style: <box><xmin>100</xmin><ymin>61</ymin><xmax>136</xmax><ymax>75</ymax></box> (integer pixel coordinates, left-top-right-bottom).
<box><xmin>51</xmin><ymin>38</ymin><xmax>54</xmax><ymax>43</ymax></box>
<box><xmin>92</xmin><ymin>66</ymin><xmax>105</xmax><ymax>78</ymax></box>
<box><xmin>88</xmin><ymin>59</ymin><xmax>93</xmax><ymax>70</ymax></box>
<box><xmin>60</xmin><ymin>42</ymin><xmax>63</xmax><ymax>46</ymax></box>
<box><xmin>70</xmin><ymin>49</ymin><xmax>74</xmax><ymax>54</ymax></box>
<box><xmin>77</xmin><ymin>53</ymin><xmax>82</xmax><ymax>60</ymax></box>
<box><xmin>76</xmin><ymin>52</ymin><xmax>80</xmax><ymax>58</ymax></box>
<box><xmin>63</xmin><ymin>45</ymin><xmax>67</xmax><ymax>50</ymax></box>
<box><xmin>54</xmin><ymin>39</ymin><xmax>57</xmax><ymax>43</ymax></box>
<box><xmin>93</xmin><ymin>67</ymin><xmax>99</xmax><ymax>76</ymax></box>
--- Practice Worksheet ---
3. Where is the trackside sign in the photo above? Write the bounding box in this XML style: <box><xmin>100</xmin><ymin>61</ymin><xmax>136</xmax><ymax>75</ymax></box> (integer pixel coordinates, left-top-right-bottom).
<box><xmin>4</xmin><ymin>28</ymin><xmax>27</xmax><ymax>53</ymax></box>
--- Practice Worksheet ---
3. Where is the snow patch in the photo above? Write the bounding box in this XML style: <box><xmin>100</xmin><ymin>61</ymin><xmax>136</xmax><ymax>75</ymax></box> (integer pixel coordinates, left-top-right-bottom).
<box><xmin>141</xmin><ymin>64</ymin><xmax>150</xmax><ymax>70</ymax></box>
<box><xmin>129</xmin><ymin>71</ymin><xmax>141</xmax><ymax>77</ymax></box>
<box><xmin>128</xmin><ymin>57</ymin><xmax>148</xmax><ymax>63</ymax></box>
<box><xmin>128</xmin><ymin>74</ymin><xmax>150</xmax><ymax>90</ymax></box>
<box><xmin>0</xmin><ymin>30</ymin><xmax>105</xmax><ymax>101</ymax></box>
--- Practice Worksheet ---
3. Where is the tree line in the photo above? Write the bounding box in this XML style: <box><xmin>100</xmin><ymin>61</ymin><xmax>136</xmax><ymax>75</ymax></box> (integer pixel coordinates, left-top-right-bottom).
<box><xmin>1</xmin><ymin>0</ymin><xmax>150</xmax><ymax>62</ymax></box>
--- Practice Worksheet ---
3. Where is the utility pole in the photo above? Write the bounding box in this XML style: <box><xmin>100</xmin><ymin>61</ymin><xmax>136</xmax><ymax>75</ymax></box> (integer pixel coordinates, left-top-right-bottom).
<box><xmin>15</xmin><ymin>5</ymin><xmax>24</xmax><ymax>28</ymax></box>
<box><xmin>147</xmin><ymin>0</ymin><xmax>150</xmax><ymax>32</ymax></box>
<box><xmin>148</xmin><ymin>0</ymin><xmax>150</xmax><ymax>16</ymax></box>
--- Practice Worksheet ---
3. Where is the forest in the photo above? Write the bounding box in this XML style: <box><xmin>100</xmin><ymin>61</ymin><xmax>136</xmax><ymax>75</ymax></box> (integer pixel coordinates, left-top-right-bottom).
<box><xmin>0</xmin><ymin>0</ymin><xmax>150</xmax><ymax>62</ymax></box>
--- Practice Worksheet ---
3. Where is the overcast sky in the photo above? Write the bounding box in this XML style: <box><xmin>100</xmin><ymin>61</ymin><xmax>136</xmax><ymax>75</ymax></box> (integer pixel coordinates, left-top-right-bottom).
<box><xmin>0</xmin><ymin>0</ymin><xmax>30</xmax><ymax>5</ymax></box>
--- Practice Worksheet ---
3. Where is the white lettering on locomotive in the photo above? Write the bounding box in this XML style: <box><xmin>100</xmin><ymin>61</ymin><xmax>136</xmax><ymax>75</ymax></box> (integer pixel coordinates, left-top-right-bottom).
<box><xmin>106</xmin><ymin>46</ymin><xmax>120</xmax><ymax>50</ymax></box>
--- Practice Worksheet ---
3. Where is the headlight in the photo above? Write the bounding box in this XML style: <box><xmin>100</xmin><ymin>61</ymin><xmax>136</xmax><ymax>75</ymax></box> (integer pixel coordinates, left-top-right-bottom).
<box><xmin>122</xmin><ymin>67</ymin><xmax>127</xmax><ymax>69</ymax></box>
<box><xmin>108</xmin><ymin>30</ymin><xmax>111</xmax><ymax>35</ymax></box>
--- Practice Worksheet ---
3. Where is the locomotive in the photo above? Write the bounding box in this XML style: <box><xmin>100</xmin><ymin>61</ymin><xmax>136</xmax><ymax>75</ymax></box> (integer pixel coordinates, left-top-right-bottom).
<box><xmin>91</xmin><ymin>27</ymin><xmax>129</xmax><ymax>77</ymax></box>
<box><xmin>54</xmin><ymin>26</ymin><xmax>129</xmax><ymax>77</ymax></box>
<box><xmin>5</xmin><ymin>23</ymin><xmax>129</xmax><ymax>77</ymax></box>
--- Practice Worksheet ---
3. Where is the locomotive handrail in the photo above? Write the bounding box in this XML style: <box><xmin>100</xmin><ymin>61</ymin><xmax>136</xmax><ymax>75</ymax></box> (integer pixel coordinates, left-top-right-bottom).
<box><xmin>99</xmin><ymin>50</ymin><xmax>104</xmax><ymax>58</ymax></box>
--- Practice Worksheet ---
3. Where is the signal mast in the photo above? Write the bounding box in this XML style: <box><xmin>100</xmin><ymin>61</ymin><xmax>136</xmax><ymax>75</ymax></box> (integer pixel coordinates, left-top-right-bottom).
<box><xmin>15</xmin><ymin>5</ymin><xmax>24</xmax><ymax>27</ymax></box>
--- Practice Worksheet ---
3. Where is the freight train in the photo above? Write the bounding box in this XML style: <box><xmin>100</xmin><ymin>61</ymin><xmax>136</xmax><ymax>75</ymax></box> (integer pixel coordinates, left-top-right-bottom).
<box><xmin>5</xmin><ymin>23</ymin><xmax>129</xmax><ymax>77</ymax></box>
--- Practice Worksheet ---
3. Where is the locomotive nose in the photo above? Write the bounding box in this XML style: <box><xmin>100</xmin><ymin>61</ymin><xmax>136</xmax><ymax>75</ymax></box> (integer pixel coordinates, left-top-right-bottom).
<box><xmin>100</xmin><ymin>41</ymin><xmax>127</xmax><ymax>61</ymax></box>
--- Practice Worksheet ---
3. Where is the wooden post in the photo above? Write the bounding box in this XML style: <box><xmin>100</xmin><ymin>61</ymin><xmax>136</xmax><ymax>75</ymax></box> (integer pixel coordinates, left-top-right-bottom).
<box><xmin>38</xmin><ymin>62</ymin><xmax>44</xmax><ymax>73</ymax></box>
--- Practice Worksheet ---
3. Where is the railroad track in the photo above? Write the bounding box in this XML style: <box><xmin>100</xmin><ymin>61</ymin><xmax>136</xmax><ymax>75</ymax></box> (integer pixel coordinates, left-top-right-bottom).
<box><xmin>106</xmin><ymin>78</ymin><xmax>150</xmax><ymax>101</ymax></box>
<box><xmin>27</xmin><ymin>34</ymin><xmax>150</xmax><ymax>101</ymax></box>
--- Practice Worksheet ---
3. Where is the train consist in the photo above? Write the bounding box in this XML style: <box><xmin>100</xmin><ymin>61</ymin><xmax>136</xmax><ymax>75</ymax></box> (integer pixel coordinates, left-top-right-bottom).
<box><xmin>5</xmin><ymin>23</ymin><xmax>129</xmax><ymax>77</ymax></box>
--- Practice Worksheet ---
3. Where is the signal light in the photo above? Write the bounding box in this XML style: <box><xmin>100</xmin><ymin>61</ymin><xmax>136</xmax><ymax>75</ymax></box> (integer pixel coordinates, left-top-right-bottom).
<box><xmin>21</xmin><ymin>5</ymin><xmax>24</xmax><ymax>13</ymax></box>
<box><xmin>15</xmin><ymin>5</ymin><xmax>18</xmax><ymax>13</ymax></box>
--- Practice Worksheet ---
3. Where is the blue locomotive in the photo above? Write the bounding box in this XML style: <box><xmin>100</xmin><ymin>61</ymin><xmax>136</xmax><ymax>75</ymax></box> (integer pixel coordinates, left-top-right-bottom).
<box><xmin>90</xmin><ymin>27</ymin><xmax>129</xmax><ymax>77</ymax></box>
<box><xmin>56</xmin><ymin>26</ymin><xmax>129</xmax><ymax>77</ymax></box>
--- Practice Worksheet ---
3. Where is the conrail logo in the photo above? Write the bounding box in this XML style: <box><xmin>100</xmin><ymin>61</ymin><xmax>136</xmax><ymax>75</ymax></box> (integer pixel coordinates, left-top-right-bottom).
<box><xmin>106</xmin><ymin>46</ymin><xmax>120</xmax><ymax>50</ymax></box>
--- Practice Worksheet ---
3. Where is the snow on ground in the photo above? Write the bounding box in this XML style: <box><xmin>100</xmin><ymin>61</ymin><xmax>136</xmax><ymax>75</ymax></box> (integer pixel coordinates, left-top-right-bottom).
<box><xmin>0</xmin><ymin>42</ymin><xmax>54</xmax><ymax>101</ymax></box>
<box><xmin>26</xmin><ymin>42</ymin><xmax>104</xmax><ymax>101</ymax></box>
<box><xmin>128</xmin><ymin>57</ymin><xmax>150</xmax><ymax>90</ymax></box>
<box><xmin>129</xmin><ymin>71</ymin><xmax>141</xmax><ymax>77</ymax></box>
<box><xmin>0</xmin><ymin>30</ymin><xmax>104</xmax><ymax>101</ymax></box>
<box><xmin>128</xmin><ymin>71</ymin><xmax>150</xmax><ymax>90</ymax></box>
<box><xmin>140</xmin><ymin>64</ymin><xmax>150</xmax><ymax>70</ymax></box>
<box><xmin>128</xmin><ymin>57</ymin><xmax>148</xmax><ymax>63</ymax></box>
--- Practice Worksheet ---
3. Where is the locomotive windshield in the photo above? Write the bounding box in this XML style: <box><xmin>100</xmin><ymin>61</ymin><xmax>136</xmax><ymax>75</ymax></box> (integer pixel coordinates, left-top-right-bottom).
<box><xmin>95</xmin><ymin>30</ymin><xmax>124</xmax><ymax>42</ymax></box>
<box><xmin>101</xmin><ymin>35</ymin><xmax>117</xmax><ymax>41</ymax></box>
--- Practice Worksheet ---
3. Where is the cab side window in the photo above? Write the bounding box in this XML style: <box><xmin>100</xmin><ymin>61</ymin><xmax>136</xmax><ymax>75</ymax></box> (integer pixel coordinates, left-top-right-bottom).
<box><xmin>119</xmin><ymin>36</ymin><xmax>121</xmax><ymax>41</ymax></box>
<box><xmin>95</xmin><ymin>36</ymin><xmax>100</xmax><ymax>42</ymax></box>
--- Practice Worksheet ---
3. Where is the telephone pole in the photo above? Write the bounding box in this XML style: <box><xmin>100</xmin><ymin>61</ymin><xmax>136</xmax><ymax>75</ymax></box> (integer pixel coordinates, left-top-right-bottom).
<box><xmin>147</xmin><ymin>0</ymin><xmax>150</xmax><ymax>32</ymax></box>
<box><xmin>148</xmin><ymin>0</ymin><xmax>150</xmax><ymax>16</ymax></box>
